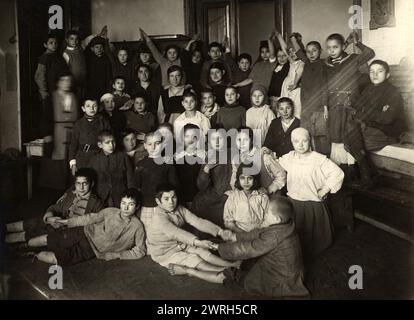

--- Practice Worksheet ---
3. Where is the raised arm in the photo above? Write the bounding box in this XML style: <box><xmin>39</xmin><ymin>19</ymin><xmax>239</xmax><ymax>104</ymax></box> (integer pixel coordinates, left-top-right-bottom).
<box><xmin>345</xmin><ymin>32</ymin><xmax>375</xmax><ymax>66</ymax></box>
<box><xmin>140</xmin><ymin>28</ymin><xmax>166</xmax><ymax>65</ymax></box>
<box><xmin>290</xmin><ymin>35</ymin><xmax>309</xmax><ymax>64</ymax></box>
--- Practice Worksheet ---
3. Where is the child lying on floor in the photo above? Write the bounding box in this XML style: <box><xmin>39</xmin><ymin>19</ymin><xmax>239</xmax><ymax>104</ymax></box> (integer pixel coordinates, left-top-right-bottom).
<box><xmin>147</xmin><ymin>183</ymin><xmax>239</xmax><ymax>283</ymax></box>
<box><xmin>5</xmin><ymin>168</ymin><xmax>103</xmax><ymax>245</ymax></box>
<box><xmin>19</xmin><ymin>189</ymin><xmax>146</xmax><ymax>266</ymax></box>
<box><xmin>217</xmin><ymin>196</ymin><xmax>309</xmax><ymax>299</ymax></box>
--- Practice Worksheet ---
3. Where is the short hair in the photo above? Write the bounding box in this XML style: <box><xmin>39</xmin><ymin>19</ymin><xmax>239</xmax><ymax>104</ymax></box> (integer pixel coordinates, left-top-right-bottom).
<box><xmin>209</xmin><ymin>62</ymin><xmax>226</xmax><ymax>73</ymax></box>
<box><xmin>74</xmin><ymin>167</ymin><xmax>95</xmax><ymax>184</ymax></box>
<box><xmin>183</xmin><ymin>123</ymin><xmax>201</xmax><ymax>137</ymax></box>
<box><xmin>97</xmin><ymin>129</ymin><xmax>115</xmax><ymax>142</ymax></box>
<box><xmin>121</xmin><ymin>128</ymin><xmax>137</xmax><ymax>139</ymax></box>
<box><xmin>120</xmin><ymin>188</ymin><xmax>141</xmax><ymax>205</ymax></box>
<box><xmin>269</xmin><ymin>196</ymin><xmax>293</xmax><ymax>224</ymax></box>
<box><xmin>144</xmin><ymin>131</ymin><xmax>162</xmax><ymax>143</ymax></box>
<box><xmin>225</xmin><ymin>85</ymin><xmax>238</xmax><ymax>95</ymax></box>
<box><xmin>326</xmin><ymin>33</ymin><xmax>345</xmax><ymax>45</ymax></box>
<box><xmin>112</xmin><ymin>76</ymin><xmax>126</xmax><ymax>84</ymax></box>
<box><xmin>155</xmin><ymin>183</ymin><xmax>177</xmax><ymax>200</ymax></box>
<box><xmin>165</xmin><ymin>44</ymin><xmax>180</xmax><ymax>54</ymax></box>
<box><xmin>277</xmin><ymin>97</ymin><xmax>294</xmax><ymax>109</ymax></box>
<box><xmin>237</xmin><ymin>126</ymin><xmax>254</xmax><ymax>150</ymax></box>
<box><xmin>200</xmin><ymin>87</ymin><xmax>214</xmax><ymax>96</ymax></box>
<box><xmin>158</xmin><ymin>122</ymin><xmax>174</xmax><ymax>132</ymax></box>
<box><xmin>237</xmin><ymin>53</ymin><xmax>252</xmax><ymax>65</ymax></box>
<box><xmin>82</xmin><ymin>98</ymin><xmax>98</xmax><ymax>107</ymax></box>
<box><xmin>43</xmin><ymin>33</ymin><xmax>59</xmax><ymax>44</ymax></box>
<box><xmin>306</xmin><ymin>41</ymin><xmax>322</xmax><ymax>51</ymax></box>
<box><xmin>167</xmin><ymin>65</ymin><xmax>183</xmax><ymax>77</ymax></box>
<box><xmin>132</xmin><ymin>94</ymin><xmax>147</xmax><ymax>103</ymax></box>
<box><xmin>116</xmin><ymin>46</ymin><xmax>129</xmax><ymax>55</ymax></box>
<box><xmin>209</xmin><ymin>42</ymin><xmax>224</xmax><ymax>52</ymax></box>
<box><xmin>135</xmin><ymin>63</ymin><xmax>152</xmax><ymax>79</ymax></box>
<box><xmin>66</xmin><ymin>30</ymin><xmax>80</xmax><ymax>39</ymax></box>
<box><xmin>369</xmin><ymin>59</ymin><xmax>390</xmax><ymax>74</ymax></box>
<box><xmin>182</xmin><ymin>88</ymin><xmax>198</xmax><ymax>101</ymax></box>
<box><xmin>234</xmin><ymin>163</ymin><xmax>261</xmax><ymax>191</ymax></box>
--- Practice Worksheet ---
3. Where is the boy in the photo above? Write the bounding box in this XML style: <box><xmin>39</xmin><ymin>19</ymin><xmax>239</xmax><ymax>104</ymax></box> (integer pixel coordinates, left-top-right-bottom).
<box><xmin>174</xmin><ymin>124</ymin><xmax>206</xmax><ymax>206</ymax></box>
<box><xmin>200</xmin><ymin>40</ymin><xmax>233</xmax><ymax>88</ymax></box>
<box><xmin>263</xmin><ymin>97</ymin><xmax>300</xmax><ymax>157</ymax></box>
<box><xmin>35</xmin><ymin>33</ymin><xmax>69</xmax><ymax>138</ymax></box>
<box><xmin>112</xmin><ymin>76</ymin><xmax>132</xmax><ymax>110</ymax></box>
<box><xmin>69</xmin><ymin>99</ymin><xmax>111</xmax><ymax>173</ymax></box>
<box><xmin>5</xmin><ymin>168</ymin><xmax>103</xmax><ymax>245</ymax></box>
<box><xmin>124</xmin><ymin>95</ymin><xmax>156</xmax><ymax>135</ymax></box>
<box><xmin>100</xmin><ymin>93</ymin><xmax>126</xmax><ymax>140</ymax></box>
<box><xmin>24</xmin><ymin>189</ymin><xmax>146</xmax><ymax>265</ymax></box>
<box><xmin>148</xmin><ymin>184</ymin><xmax>238</xmax><ymax>284</ymax></box>
<box><xmin>215</xmin><ymin>86</ymin><xmax>246</xmax><ymax>130</ymax></box>
<box><xmin>353</xmin><ymin>60</ymin><xmax>406</xmax><ymax>151</ymax></box>
<box><xmin>90</xmin><ymin>130</ymin><xmax>134</xmax><ymax>207</ymax></box>
<box><xmin>86</xmin><ymin>35</ymin><xmax>112</xmax><ymax>100</ymax></box>
<box><xmin>216</xmin><ymin>196</ymin><xmax>309</xmax><ymax>298</ymax></box>
<box><xmin>200</xmin><ymin>88</ymin><xmax>220</xmax><ymax>126</ymax></box>
<box><xmin>232</xmin><ymin>53</ymin><xmax>253</xmax><ymax>109</ymax></box>
<box><xmin>324</xmin><ymin>32</ymin><xmax>375</xmax><ymax>186</ymax></box>
<box><xmin>63</xmin><ymin>30</ymin><xmax>87</xmax><ymax>94</ymax></box>
<box><xmin>134</xmin><ymin>132</ymin><xmax>179</xmax><ymax>232</ymax></box>
<box><xmin>174</xmin><ymin>90</ymin><xmax>211</xmax><ymax>139</ymax></box>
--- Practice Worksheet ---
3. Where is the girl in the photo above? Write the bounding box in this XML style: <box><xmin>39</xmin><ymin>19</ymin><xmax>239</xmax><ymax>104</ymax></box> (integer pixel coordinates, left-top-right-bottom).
<box><xmin>110</xmin><ymin>47</ymin><xmax>136</xmax><ymax>95</ymax></box>
<box><xmin>157</xmin><ymin>65</ymin><xmax>187</xmax><ymax>125</ymax></box>
<box><xmin>112</xmin><ymin>77</ymin><xmax>132</xmax><ymax>110</ymax></box>
<box><xmin>268</xmin><ymin>48</ymin><xmax>290</xmax><ymax>113</ymax></box>
<box><xmin>277</xmin><ymin>31</ymin><xmax>305</xmax><ymax>119</ymax></box>
<box><xmin>207</xmin><ymin>62</ymin><xmax>230</xmax><ymax>107</ymax></box>
<box><xmin>134</xmin><ymin>43</ymin><xmax>162</xmax><ymax>87</ymax></box>
<box><xmin>51</xmin><ymin>74</ymin><xmax>78</xmax><ymax>160</ymax></box>
<box><xmin>246</xmin><ymin>84</ymin><xmax>276</xmax><ymax>145</ymax></box>
<box><xmin>191</xmin><ymin>128</ymin><xmax>233</xmax><ymax>227</ymax></box>
<box><xmin>224</xmin><ymin>163</ymin><xmax>269</xmax><ymax>232</ymax></box>
<box><xmin>231</xmin><ymin>127</ymin><xmax>285</xmax><ymax>195</ymax></box>
<box><xmin>140</xmin><ymin>28</ymin><xmax>182</xmax><ymax>87</ymax></box>
<box><xmin>278</xmin><ymin>128</ymin><xmax>344</xmax><ymax>260</ymax></box>
<box><xmin>291</xmin><ymin>36</ymin><xmax>329</xmax><ymax>155</ymax></box>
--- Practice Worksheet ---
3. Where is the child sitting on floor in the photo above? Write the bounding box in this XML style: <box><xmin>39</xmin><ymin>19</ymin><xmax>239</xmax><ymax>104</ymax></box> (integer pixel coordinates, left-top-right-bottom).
<box><xmin>174</xmin><ymin>90</ymin><xmax>211</xmax><ymax>138</ymax></box>
<box><xmin>200</xmin><ymin>88</ymin><xmax>220</xmax><ymax>126</ymax></box>
<box><xmin>124</xmin><ymin>95</ymin><xmax>156</xmax><ymax>135</ymax></box>
<box><xmin>5</xmin><ymin>168</ymin><xmax>103</xmax><ymax>246</ymax></box>
<box><xmin>24</xmin><ymin>189</ymin><xmax>146</xmax><ymax>265</ymax></box>
<box><xmin>246</xmin><ymin>84</ymin><xmax>276</xmax><ymax>145</ymax></box>
<box><xmin>217</xmin><ymin>196</ymin><xmax>309</xmax><ymax>299</ymax></box>
<box><xmin>278</xmin><ymin>128</ymin><xmax>344</xmax><ymax>260</ymax></box>
<box><xmin>90</xmin><ymin>130</ymin><xmax>134</xmax><ymax>207</ymax></box>
<box><xmin>263</xmin><ymin>97</ymin><xmax>300</xmax><ymax>157</ymax></box>
<box><xmin>68</xmin><ymin>98</ymin><xmax>111</xmax><ymax>174</ymax></box>
<box><xmin>224</xmin><ymin>163</ymin><xmax>269</xmax><ymax>232</ymax></box>
<box><xmin>215</xmin><ymin>86</ymin><xmax>246</xmax><ymax>130</ymax></box>
<box><xmin>147</xmin><ymin>184</ymin><xmax>239</xmax><ymax>284</ymax></box>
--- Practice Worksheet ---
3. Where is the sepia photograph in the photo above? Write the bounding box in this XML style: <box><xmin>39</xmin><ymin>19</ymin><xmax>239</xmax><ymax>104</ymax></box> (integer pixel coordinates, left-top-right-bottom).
<box><xmin>0</xmin><ymin>0</ymin><xmax>413</xmax><ymax>306</ymax></box>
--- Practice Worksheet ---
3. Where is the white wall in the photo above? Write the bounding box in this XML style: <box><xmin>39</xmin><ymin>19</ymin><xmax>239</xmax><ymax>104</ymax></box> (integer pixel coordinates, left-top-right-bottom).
<box><xmin>361</xmin><ymin>0</ymin><xmax>414</xmax><ymax>65</ymax></box>
<box><xmin>291</xmin><ymin>0</ymin><xmax>354</xmax><ymax>58</ymax></box>
<box><xmin>91</xmin><ymin>0</ymin><xmax>186</xmax><ymax>41</ymax></box>
<box><xmin>0</xmin><ymin>0</ymin><xmax>20</xmax><ymax>151</ymax></box>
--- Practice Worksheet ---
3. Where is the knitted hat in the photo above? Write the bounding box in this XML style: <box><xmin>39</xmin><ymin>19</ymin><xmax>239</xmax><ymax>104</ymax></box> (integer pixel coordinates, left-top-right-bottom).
<box><xmin>89</xmin><ymin>36</ymin><xmax>106</xmax><ymax>47</ymax></box>
<box><xmin>250</xmin><ymin>83</ymin><xmax>269</xmax><ymax>104</ymax></box>
<box><xmin>100</xmin><ymin>93</ymin><xmax>114</xmax><ymax>102</ymax></box>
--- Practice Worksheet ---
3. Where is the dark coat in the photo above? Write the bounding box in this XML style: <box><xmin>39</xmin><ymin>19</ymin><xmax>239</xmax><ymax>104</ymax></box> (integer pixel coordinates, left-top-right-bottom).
<box><xmin>218</xmin><ymin>221</ymin><xmax>309</xmax><ymax>299</ymax></box>
<box><xmin>264</xmin><ymin>117</ymin><xmax>300</xmax><ymax>157</ymax></box>
<box><xmin>89</xmin><ymin>151</ymin><xmax>134</xmax><ymax>206</ymax></box>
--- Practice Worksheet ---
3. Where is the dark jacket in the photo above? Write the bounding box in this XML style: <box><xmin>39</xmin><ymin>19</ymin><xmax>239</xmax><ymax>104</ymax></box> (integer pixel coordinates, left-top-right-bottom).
<box><xmin>218</xmin><ymin>221</ymin><xmax>309</xmax><ymax>299</ymax></box>
<box><xmin>89</xmin><ymin>150</ymin><xmax>134</xmax><ymax>206</ymax></box>
<box><xmin>264</xmin><ymin>117</ymin><xmax>300</xmax><ymax>157</ymax></box>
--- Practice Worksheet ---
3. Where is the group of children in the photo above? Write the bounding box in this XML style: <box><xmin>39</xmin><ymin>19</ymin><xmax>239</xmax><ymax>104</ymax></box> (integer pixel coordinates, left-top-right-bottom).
<box><xmin>10</xmin><ymin>25</ymin><xmax>406</xmax><ymax>298</ymax></box>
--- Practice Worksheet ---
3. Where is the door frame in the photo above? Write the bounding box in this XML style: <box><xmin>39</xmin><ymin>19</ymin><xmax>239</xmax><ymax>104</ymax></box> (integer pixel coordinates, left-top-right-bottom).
<box><xmin>184</xmin><ymin>0</ymin><xmax>292</xmax><ymax>55</ymax></box>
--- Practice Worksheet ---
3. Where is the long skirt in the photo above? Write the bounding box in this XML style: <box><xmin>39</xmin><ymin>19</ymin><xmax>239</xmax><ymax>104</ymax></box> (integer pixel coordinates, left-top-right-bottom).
<box><xmin>289</xmin><ymin>198</ymin><xmax>334</xmax><ymax>260</ymax></box>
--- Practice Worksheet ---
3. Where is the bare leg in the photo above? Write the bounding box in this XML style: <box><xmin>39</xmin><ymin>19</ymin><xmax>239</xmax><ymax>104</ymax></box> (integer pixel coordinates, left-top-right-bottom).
<box><xmin>168</xmin><ymin>264</ymin><xmax>225</xmax><ymax>284</ymax></box>
<box><xmin>188</xmin><ymin>247</ymin><xmax>241</xmax><ymax>269</ymax></box>
<box><xmin>5</xmin><ymin>232</ymin><xmax>26</xmax><ymax>243</ymax></box>
<box><xmin>28</xmin><ymin>235</ymin><xmax>48</xmax><ymax>247</ymax></box>
<box><xmin>195</xmin><ymin>260</ymin><xmax>227</xmax><ymax>272</ymax></box>
<box><xmin>6</xmin><ymin>221</ymin><xmax>24</xmax><ymax>233</ymax></box>
<box><xmin>36</xmin><ymin>251</ymin><xmax>58</xmax><ymax>264</ymax></box>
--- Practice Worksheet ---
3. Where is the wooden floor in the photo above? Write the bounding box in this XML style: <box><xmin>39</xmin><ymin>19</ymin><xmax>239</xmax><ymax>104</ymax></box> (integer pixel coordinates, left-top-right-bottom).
<box><xmin>3</xmin><ymin>188</ymin><xmax>414</xmax><ymax>300</ymax></box>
